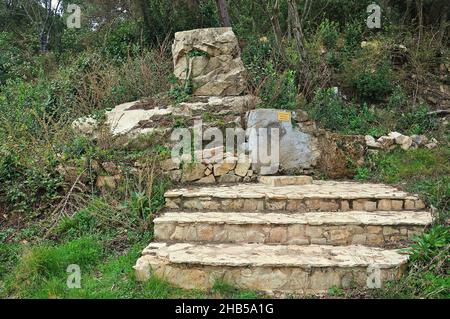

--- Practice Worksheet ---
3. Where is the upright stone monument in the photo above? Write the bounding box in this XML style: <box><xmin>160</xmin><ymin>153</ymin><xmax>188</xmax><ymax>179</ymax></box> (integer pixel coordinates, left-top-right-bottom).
<box><xmin>172</xmin><ymin>27</ymin><xmax>247</xmax><ymax>96</ymax></box>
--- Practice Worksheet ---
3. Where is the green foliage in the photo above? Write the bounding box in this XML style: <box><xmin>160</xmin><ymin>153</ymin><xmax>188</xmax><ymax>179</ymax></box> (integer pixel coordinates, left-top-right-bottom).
<box><xmin>0</xmin><ymin>242</ymin><xmax>20</xmax><ymax>280</ymax></box>
<box><xmin>354</xmin><ymin>167</ymin><xmax>371</xmax><ymax>181</ymax></box>
<box><xmin>1</xmin><ymin>0</ymin><xmax>449</xmax><ymax>301</ymax></box>
<box><xmin>306</xmin><ymin>88</ymin><xmax>387</xmax><ymax>135</ymax></box>
<box><xmin>327</xmin><ymin>285</ymin><xmax>346</xmax><ymax>297</ymax></box>
<box><xmin>343</xmin><ymin>21</ymin><xmax>363</xmax><ymax>51</ymax></box>
<box><xmin>351</xmin><ymin>61</ymin><xmax>394</xmax><ymax>102</ymax></box>
<box><xmin>0</xmin><ymin>146</ymin><xmax>62</xmax><ymax>213</ymax></box>
<box><xmin>127</xmin><ymin>192</ymin><xmax>153</xmax><ymax>220</ymax></box>
<box><xmin>318</xmin><ymin>19</ymin><xmax>339</xmax><ymax>50</ymax></box>
<box><xmin>242</xmin><ymin>38</ymin><xmax>297</xmax><ymax>110</ymax></box>
<box><xmin>378</xmin><ymin>225</ymin><xmax>449</xmax><ymax>299</ymax></box>
<box><xmin>406</xmin><ymin>177</ymin><xmax>450</xmax><ymax>222</ymax></box>
<box><xmin>257</xmin><ymin>67</ymin><xmax>297</xmax><ymax>110</ymax></box>
<box><xmin>0</xmin><ymin>238</ymin><xmax>261</xmax><ymax>299</ymax></box>
<box><xmin>211</xmin><ymin>280</ymin><xmax>260</xmax><ymax>299</ymax></box>
<box><xmin>396</xmin><ymin>105</ymin><xmax>439</xmax><ymax>135</ymax></box>
<box><xmin>409</xmin><ymin>225</ymin><xmax>450</xmax><ymax>267</ymax></box>
<box><xmin>1</xmin><ymin>237</ymin><xmax>103</xmax><ymax>298</ymax></box>
<box><xmin>99</xmin><ymin>19</ymin><xmax>144</xmax><ymax>61</ymax></box>
<box><xmin>387</xmin><ymin>85</ymin><xmax>408</xmax><ymax>110</ymax></box>
<box><xmin>362</xmin><ymin>147</ymin><xmax>450</xmax><ymax>219</ymax></box>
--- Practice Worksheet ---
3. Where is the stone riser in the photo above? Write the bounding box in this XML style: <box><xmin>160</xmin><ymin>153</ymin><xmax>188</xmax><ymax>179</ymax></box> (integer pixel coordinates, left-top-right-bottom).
<box><xmin>155</xmin><ymin>223</ymin><xmax>424</xmax><ymax>246</ymax></box>
<box><xmin>166</xmin><ymin>197</ymin><xmax>426</xmax><ymax>212</ymax></box>
<box><xmin>135</xmin><ymin>254</ymin><xmax>406</xmax><ymax>294</ymax></box>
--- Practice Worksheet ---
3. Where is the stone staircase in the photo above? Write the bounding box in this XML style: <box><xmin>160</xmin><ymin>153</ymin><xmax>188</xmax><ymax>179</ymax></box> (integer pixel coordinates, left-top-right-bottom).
<box><xmin>134</xmin><ymin>178</ymin><xmax>432</xmax><ymax>295</ymax></box>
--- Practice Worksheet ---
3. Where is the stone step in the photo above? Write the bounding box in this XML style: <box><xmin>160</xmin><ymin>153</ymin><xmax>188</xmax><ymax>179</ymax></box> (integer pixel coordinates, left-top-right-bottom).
<box><xmin>154</xmin><ymin>211</ymin><xmax>432</xmax><ymax>246</ymax></box>
<box><xmin>134</xmin><ymin>242</ymin><xmax>409</xmax><ymax>294</ymax></box>
<box><xmin>259</xmin><ymin>175</ymin><xmax>313</xmax><ymax>186</ymax></box>
<box><xmin>165</xmin><ymin>181</ymin><xmax>426</xmax><ymax>212</ymax></box>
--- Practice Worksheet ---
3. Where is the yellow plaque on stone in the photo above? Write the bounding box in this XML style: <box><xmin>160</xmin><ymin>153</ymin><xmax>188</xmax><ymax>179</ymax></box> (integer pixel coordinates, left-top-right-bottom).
<box><xmin>277</xmin><ymin>112</ymin><xmax>291</xmax><ymax>122</ymax></box>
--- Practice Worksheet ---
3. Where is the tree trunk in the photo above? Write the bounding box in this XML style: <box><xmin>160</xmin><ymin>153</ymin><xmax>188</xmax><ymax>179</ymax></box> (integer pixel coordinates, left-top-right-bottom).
<box><xmin>416</xmin><ymin>0</ymin><xmax>423</xmax><ymax>42</ymax></box>
<box><xmin>402</xmin><ymin>0</ymin><xmax>413</xmax><ymax>25</ymax></box>
<box><xmin>437</xmin><ymin>7</ymin><xmax>448</xmax><ymax>46</ymax></box>
<box><xmin>135</xmin><ymin>0</ymin><xmax>152</xmax><ymax>37</ymax></box>
<box><xmin>216</xmin><ymin>0</ymin><xmax>231</xmax><ymax>27</ymax></box>
<box><xmin>287</xmin><ymin>0</ymin><xmax>306</xmax><ymax>62</ymax></box>
<box><xmin>270</xmin><ymin>0</ymin><xmax>286</xmax><ymax>60</ymax></box>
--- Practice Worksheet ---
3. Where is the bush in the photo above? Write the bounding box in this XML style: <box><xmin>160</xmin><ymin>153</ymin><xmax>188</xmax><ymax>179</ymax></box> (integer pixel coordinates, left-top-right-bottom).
<box><xmin>387</xmin><ymin>84</ymin><xmax>408</xmax><ymax>110</ymax></box>
<box><xmin>351</xmin><ymin>61</ymin><xmax>394</xmax><ymax>102</ymax></box>
<box><xmin>378</xmin><ymin>225</ymin><xmax>449</xmax><ymax>299</ymax></box>
<box><xmin>318</xmin><ymin>19</ymin><xmax>339</xmax><ymax>50</ymax></box>
<box><xmin>306</xmin><ymin>88</ymin><xmax>387</xmax><ymax>135</ymax></box>
<box><xmin>395</xmin><ymin>105</ymin><xmax>439</xmax><ymax>135</ymax></box>
<box><xmin>0</xmin><ymin>146</ymin><xmax>62</xmax><ymax>213</ymax></box>
<box><xmin>343</xmin><ymin>21</ymin><xmax>363</xmax><ymax>51</ymax></box>
<box><xmin>242</xmin><ymin>38</ymin><xmax>298</xmax><ymax>110</ymax></box>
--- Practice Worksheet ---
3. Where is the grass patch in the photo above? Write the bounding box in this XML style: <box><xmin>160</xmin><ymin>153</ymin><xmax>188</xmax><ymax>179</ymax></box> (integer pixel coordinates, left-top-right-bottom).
<box><xmin>375</xmin><ymin>225</ymin><xmax>449</xmax><ymax>299</ymax></box>
<box><xmin>0</xmin><ymin>238</ymin><xmax>261</xmax><ymax>299</ymax></box>
<box><xmin>355</xmin><ymin>147</ymin><xmax>449</xmax><ymax>298</ymax></box>
<box><xmin>359</xmin><ymin>147</ymin><xmax>449</xmax><ymax>220</ymax></box>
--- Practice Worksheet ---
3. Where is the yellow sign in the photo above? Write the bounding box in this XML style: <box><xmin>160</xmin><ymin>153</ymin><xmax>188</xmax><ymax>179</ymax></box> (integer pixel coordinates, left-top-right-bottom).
<box><xmin>277</xmin><ymin>112</ymin><xmax>291</xmax><ymax>122</ymax></box>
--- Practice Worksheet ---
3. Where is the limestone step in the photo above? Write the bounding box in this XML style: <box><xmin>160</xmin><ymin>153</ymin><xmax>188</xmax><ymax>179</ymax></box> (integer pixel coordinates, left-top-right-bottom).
<box><xmin>259</xmin><ymin>175</ymin><xmax>313</xmax><ymax>186</ymax></box>
<box><xmin>154</xmin><ymin>211</ymin><xmax>432</xmax><ymax>246</ymax></box>
<box><xmin>165</xmin><ymin>181</ymin><xmax>426</xmax><ymax>212</ymax></box>
<box><xmin>134</xmin><ymin>242</ymin><xmax>409</xmax><ymax>294</ymax></box>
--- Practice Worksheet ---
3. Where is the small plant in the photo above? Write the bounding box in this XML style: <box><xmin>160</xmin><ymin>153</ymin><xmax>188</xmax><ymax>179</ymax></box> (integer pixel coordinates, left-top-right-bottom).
<box><xmin>318</xmin><ymin>19</ymin><xmax>340</xmax><ymax>50</ymax></box>
<box><xmin>387</xmin><ymin>84</ymin><xmax>408</xmax><ymax>110</ymax></box>
<box><xmin>408</xmin><ymin>225</ymin><xmax>450</xmax><ymax>268</ymax></box>
<box><xmin>211</xmin><ymin>280</ymin><xmax>259</xmax><ymax>299</ymax></box>
<box><xmin>377</xmin><ymin>225</ymin><xmax>450</xmax><ymax>299</ymax></box>
<box><xmin>187</xmin><ymin>49</ymin><xmax>209</xmax><ymax>58</ymax></box>
<box><xmin>351</xmin><ymin>61</ymin><xmax>394</xmax><ymax>102</ymax></box>
<box><xmin>128</xmin><ymin>192</ymin><xmax>152</xmax><ymax>220</ymax></box>
<box><xmin>328</xmin><ymin>285</ymin><xmax>345</xmax><ymax>297</ymax></box>
<box><xmin>354</xmin><ymin>167</ymin><xmax>371</xmax><ymax>181</ymax></box>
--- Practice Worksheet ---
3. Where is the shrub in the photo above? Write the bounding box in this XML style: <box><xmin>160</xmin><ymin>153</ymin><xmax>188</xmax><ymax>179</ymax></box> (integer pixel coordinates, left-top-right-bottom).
<box><xmin>387</xmin><ymin>84</ymin><xmax>408</xmax><ymax>110</ymax></box>
<box><xmin>306</xmin><ymin>88</ymin><xmax>387</xmax><ymax>135</ymax></box>
<box><xmin>343</xmin><ymin>21</ymin><xmax>363</xmax><ymax>51</ymax></box>
<box><xmin>257</xmin><ymin>67</ymin><xmax>297</xmax><ymax>110</ymax></box>
<box><xmin>0</xmin><ymin>146</ymin><xmax>62</xmax><ymax>213</ymax></box>
<box><xmin>351</xmin><ymin>61</ymin><xmax>394</xmax><ymax>102</ymax></box>
<box><xmin>318</xmin><ymin>19</ymin><xmax>339</xmax><ymax>50</ymax></box>
<box><xmin>395</xmin><ymin>104</ymin><xmax>439</xmax><ymax>135</ymax></box>
<box><xmin>378</xmin><ymin>225</ymin><xmax>449</xmax><ymax>299</ymax></box>
<box><xmin>242</xmin><ymin>37</ymin><xmax>298</xmax><ymax>110</ymax></box>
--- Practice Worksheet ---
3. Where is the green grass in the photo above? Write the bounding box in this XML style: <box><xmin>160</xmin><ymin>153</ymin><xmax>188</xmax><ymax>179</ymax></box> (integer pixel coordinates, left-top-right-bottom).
<box><xmin>368</xmin><ymin>147</ymin><xmax>450</xmax><ymax>184</ymax></box>
<box><xmin>359</xmin><ymin>147</ymin><xmax>449</xmax><ymax>219</ymax></box>
<box><xmin>374</xmin><ymin>225</ymin><xmax>450</xmax><ymax>299</ymax></box>
<box><xmin>354</xmin><ymin>147</ymin><xmax>449</xmax><ymax>298</ymax></box>
<box><xmin>0</xmin><ymin>237</ymin><xmax>261</xmax><ymax>299</ymax></box>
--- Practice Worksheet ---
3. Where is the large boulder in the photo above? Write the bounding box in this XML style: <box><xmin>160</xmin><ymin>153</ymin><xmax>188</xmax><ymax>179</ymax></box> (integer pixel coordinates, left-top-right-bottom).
<box><xmin>172</xmin><ymin>27</ymin><xmax>247</xmax><ymax>96</ymax></box>
<box><xmin>72</xmin><ymin>100</ymin><xmax>173</xmax><ymax>137</ymax></box>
